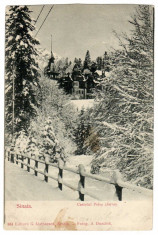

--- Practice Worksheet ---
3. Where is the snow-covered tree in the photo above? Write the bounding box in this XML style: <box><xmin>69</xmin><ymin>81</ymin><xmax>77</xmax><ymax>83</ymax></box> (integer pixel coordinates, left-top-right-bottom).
<box><xmin>74</xmin><ymin>108</ymin><xmax>93</xmax><ymax>155</ymax></box>
<box><xmin>5</xmin><ymin>6</ymin><xmax>40</xmax><ymax>134</ymax></box>
<box><xmin>34</xmin><ymin>76</ymin><xmax>77</xmax><ymax>156</ymax></box>
<box><xmin>39</xmin><ymin>118</ymin><xmax>66</xmax><ymax>163</ymax></box>
<box><xmin>89</xmin><ymin>5</ymin><xmax>154</xmax><ymax>189</ymax></box>
<box><xmin>14</xmin><ymin>130</ymin><xmax>29</xmax><ymax>154</ymax></box>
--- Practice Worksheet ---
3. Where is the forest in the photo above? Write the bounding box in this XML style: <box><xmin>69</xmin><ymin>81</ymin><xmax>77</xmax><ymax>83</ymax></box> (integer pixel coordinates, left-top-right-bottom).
<box><xmin>5</xmin><ymin>5</ymin><xmax>154</xmax><ymax>189</ymax></box>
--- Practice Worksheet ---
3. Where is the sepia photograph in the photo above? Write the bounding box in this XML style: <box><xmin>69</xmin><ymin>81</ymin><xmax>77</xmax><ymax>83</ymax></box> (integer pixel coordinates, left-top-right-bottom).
<box><xmin>4</xmin><ymin>2</ymin><xmax>154</xmax><ymax>230</ymax></box>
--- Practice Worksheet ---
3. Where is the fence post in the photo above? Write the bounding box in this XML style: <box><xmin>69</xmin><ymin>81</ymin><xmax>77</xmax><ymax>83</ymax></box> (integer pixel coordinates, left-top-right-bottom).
<box><xmin>21</xmin><ymin>155</ymin><xmax>24</xmax><ymax>168</ymax></box>
<box><xmin>27</xmin><ymin>156</ymin><xmax>30</xmax><ymax>172</ymax></box>
<box><xmin>11</xmin><ymin>152</ymin><xmax>15</xmax><ymax>163</ymax></box>
<box><xmin>44</xmin><ymin>155</ymin><xmax>49</xmax><ymax>182</ymax></box>
<box><xmin>112</xmin><ymin>170</ymin><xmax>123</xmax><ymax>201</ymax></box>
<box><xmin>58</xmin><ymin>159</ymin><xmax>64</xmax><ymax>191</ymax></box>
<box><xmin>16</xmin><ymin>154</ymin><xmax>18</xmax><ymax>165</ymax></box>
<box><xmin>8</xmin><ymin>151</ymin><xmax>10</xmax><ymax>161</ymax></box>
<box><xmin>78</xmin><ymin>164</ymin><xmax>86</xmax><ymax>201</ymax></box>
<box><xmin>34</xmin><ymin>156</ymin><xmax>38</xmax><ymax>176</ymax></box>
<box><xmin>115</xmin><ymin>185</ymin><xmax>123</xmax><ymax>201</ymax></box>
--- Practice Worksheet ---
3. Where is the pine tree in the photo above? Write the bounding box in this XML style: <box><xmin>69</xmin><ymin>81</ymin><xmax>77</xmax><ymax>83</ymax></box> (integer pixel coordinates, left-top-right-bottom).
<box><xmin>90</xmin><ymin>5</ymin><xmax>154</xmax><ymax>189</ymax></box>
<box><xmin>34</xmin><ymin>77</ymin><xmax>77</xmax><ymax>156</ymax></box>
<box><xmin>78</xmin><ymin>58</ymin><xmax>82</xmax><ymax>69</ymax></box>
<box><xmin>103</xmin><ymin>51</ymin><xmax>110</xmax><ymax>71</ymax></box>
<box><xmin>74</xmin><ymin>109</ymin><xmax>85</xmax><ymax>154</ymax></box>
<box><xmin>90</xmin><ymin>62</ymin><xmax>97</xmax><ymax>74</ymax></box>
<box><xmin>83</xmin><ymin>50</ymin><xmax>91</xmax><ymax>70</ymax></box>
<box><xmin>73</xmin><ymin>58</ymin><xmax>82</xmax><ymax>70</ymax></box>
<box><xmin>96</xmin><ymin>56</ymin><xmax>102</xmax><ymax>70</ymax></box>
<box><xmin>5</xmin><ymin>6</ymin><xmax>40</xmax><ymax>135</ymax></box>
<box><xmin>74</xmin><ymin>58</ymin><xmax>78</xmax><ymax>64</ymax></box>
<box><xmin>39</xmin><ymin>118</ymin><xmax>66</xmax><ymax>163</ymax></box>
<box><xmin>72</xmin><ymin>58</ymin><xmax>83</xmax><ymax>78</ymax></box>
<box><xmin>74</xmin><ymin>108</ymin><xmax>93</xmax><ymax>155</ymax></box>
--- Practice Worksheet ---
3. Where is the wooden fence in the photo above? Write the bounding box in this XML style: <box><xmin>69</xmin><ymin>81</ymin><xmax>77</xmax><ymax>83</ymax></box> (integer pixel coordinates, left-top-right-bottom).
<box><xmin>5</xmin><ymin>148</ymin><xmax>152</xmax><ymax>201</ymax></box>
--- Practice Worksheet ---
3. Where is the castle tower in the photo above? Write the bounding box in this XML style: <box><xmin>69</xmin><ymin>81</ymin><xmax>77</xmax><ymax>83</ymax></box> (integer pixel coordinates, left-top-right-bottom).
<box><xmin>48</xmin><ymin>35</ymin><xmax>59</xmax><ymax>79</ymax></box>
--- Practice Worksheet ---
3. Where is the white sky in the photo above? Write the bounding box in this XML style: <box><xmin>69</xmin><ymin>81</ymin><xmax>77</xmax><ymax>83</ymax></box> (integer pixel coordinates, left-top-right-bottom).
<box><xmin>30</xmin><ymin>4</ymin><xmax>136</xmax><ymax>61</ymax></box>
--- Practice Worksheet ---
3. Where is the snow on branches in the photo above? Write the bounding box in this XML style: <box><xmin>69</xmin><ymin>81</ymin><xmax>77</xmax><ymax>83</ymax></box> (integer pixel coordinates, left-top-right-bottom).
<box><xmin>89</xmin><ymin>6</ymin><xmax>154</xmax><ymax>189</ymax></box>
<box><xmin>5</xmin><ymin>6</ymin><xmax>40</xmax><ymax>134</ymax></box>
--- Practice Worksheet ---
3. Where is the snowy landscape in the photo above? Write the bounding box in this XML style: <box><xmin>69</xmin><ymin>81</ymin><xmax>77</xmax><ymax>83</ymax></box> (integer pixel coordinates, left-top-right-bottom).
<box><xmin>5</xmin><ymin>155</ymin><xmax>152</xmax><ymax>201</ymax></box>
<box><xmin>5</xmin><ymin>5</ymin><xmax>154</xmax><ymax>201</ymax></box>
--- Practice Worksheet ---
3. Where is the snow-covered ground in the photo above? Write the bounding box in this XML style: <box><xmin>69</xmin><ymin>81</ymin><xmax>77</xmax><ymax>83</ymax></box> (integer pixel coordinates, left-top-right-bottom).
<box><xmin>66</xmin><ymin>155</ymin><xmax>152</xmax><ymax>201</ymax></box>
<box><xmin>66</xmin><ymin>154</ymin><xmax>93</xmax><ymax>172</ymax></box>
<box><xmin>71</xmin><ymin>99</ymin><xmax>95</xmax><ymax>111</ymax></box>
<box><xmin>5</xmin><ymin>155</ymin><xmax>152</xmax><ymax>201</ymax></box>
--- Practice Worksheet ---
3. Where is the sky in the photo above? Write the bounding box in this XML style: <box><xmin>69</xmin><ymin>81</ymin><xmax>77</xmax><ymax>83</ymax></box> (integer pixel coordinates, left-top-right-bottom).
<box><xmin>29</xmin><ymin>4</ymin><xmax>137</xmax><ymax>62</ymax></box>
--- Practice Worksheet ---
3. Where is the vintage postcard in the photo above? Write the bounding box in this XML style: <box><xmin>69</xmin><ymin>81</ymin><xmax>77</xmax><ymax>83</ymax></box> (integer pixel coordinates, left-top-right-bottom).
<box><xmin>4</xmin><ymin>4</ymin><xmax>154</xmax><ymax>230</ymax></box>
